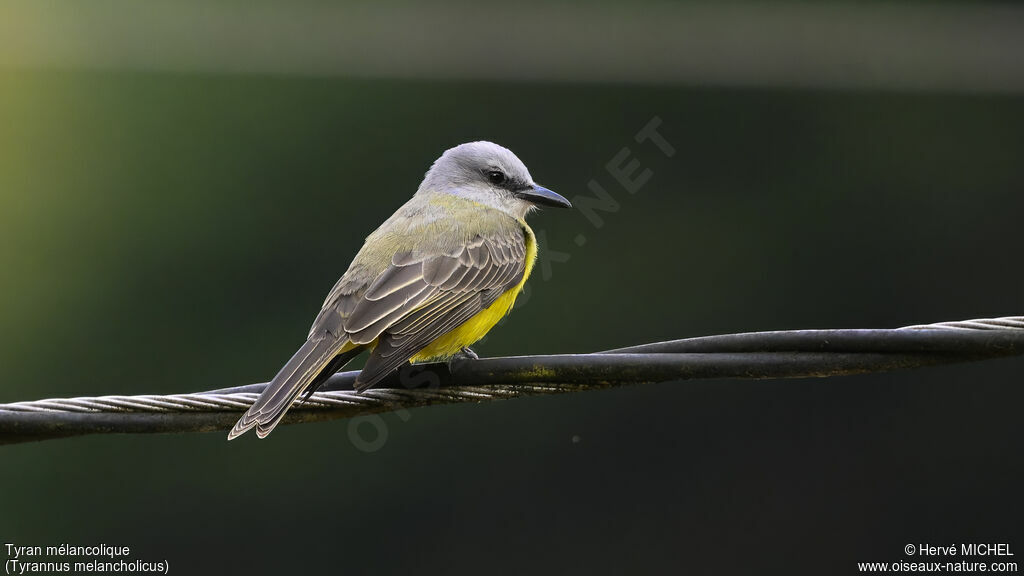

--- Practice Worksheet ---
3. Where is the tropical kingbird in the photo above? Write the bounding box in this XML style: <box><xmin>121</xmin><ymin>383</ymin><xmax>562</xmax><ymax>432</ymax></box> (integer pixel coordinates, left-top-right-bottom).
<box><xmin>229</xmin><ymin>141</ymin><xmax>571</xmax><ymax>439</ymax></box>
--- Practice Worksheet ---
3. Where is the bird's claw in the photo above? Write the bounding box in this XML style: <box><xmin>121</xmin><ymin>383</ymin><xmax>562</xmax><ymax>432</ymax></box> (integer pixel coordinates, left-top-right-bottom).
<box><xmin>448</xmin><ymin>347</ymin><xmax>479</xmax><ymax>371</ymax></box>
<box><xmin>457</xmin><ymin>347</ymin><xmax>479</xmax><ymax>360</ymax></box>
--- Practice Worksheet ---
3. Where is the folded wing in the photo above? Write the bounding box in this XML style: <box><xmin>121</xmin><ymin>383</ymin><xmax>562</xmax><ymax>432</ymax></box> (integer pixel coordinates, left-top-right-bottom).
<box><xmin>316</xmin><ymin>226</ymin><xmax>527</xmax><ymax>391</ymax></box>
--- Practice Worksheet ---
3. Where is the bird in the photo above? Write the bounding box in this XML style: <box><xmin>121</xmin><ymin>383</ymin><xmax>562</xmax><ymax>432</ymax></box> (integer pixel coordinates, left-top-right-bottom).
<box><xmin>228</xmin><ymin>141</ymin><xmax>572</xmax><ymax>440</ymax></box>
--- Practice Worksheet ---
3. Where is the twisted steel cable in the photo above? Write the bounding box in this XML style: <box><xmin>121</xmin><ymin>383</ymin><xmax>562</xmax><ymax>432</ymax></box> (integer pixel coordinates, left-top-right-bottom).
<box><xmin>1</xmin><ymin>316</ymin><xmax>1022</xmax><ymax>444</ymax></box>
<box><xmin>900</xmin><ymin>317</ymin><xmax>1024</xmax><ymax>330</ymax></box>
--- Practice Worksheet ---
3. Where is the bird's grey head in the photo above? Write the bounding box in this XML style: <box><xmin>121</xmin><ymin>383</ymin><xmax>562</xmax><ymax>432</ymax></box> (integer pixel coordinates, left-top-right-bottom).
<box><xmin>416</xmin><ymin>141</ymin><xmax>571</xmax><ymax>218</ymax></box>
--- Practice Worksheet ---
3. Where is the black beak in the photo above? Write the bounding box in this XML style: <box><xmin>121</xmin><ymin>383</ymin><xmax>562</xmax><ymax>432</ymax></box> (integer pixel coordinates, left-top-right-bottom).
<box><xmin>516</xmin><ymin>184</ymin><xmax>572</xmax><ymax>208</ymax></box>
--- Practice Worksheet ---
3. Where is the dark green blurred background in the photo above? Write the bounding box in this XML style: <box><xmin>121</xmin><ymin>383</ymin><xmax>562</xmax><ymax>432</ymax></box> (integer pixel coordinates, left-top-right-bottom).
<box><xmin>1</xmin><ymin>2</ymin><xmax>1022</xmax><ymax>574</ymax></box>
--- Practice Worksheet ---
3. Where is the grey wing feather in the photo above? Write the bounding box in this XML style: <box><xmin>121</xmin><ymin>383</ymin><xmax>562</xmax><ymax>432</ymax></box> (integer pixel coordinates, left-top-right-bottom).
<box><xmin>316</xmin><ymin>227</ymin><xmax>527</xmax><ymax>391</ymax></box>
<box><xmin>352</xmin><ymin>238</ymin><xmax>526</xmax><ymax>390</ymax></box>
<box><xmin>354</xmin><ymin>295</ymin><xmax>488</xmax><ymax>388</ymax></box>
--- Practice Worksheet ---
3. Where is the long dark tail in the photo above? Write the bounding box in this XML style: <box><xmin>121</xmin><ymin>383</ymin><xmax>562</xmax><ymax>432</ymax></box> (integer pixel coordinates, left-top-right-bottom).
<box><xmin>228</xmin><ymin>338</ymin><xmax>361</xmax><ymax>440</ymax></box>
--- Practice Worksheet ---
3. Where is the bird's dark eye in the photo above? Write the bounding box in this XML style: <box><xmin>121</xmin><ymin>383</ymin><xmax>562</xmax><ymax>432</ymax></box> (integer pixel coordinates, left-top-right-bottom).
<box><xmin>486</xmin><ymin>170</ymin><xmax>506</xmax><ymax>185</ymax></box>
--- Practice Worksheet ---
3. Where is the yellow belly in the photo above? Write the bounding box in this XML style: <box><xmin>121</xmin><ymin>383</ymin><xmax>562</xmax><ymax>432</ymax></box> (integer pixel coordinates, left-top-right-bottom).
<box><xmin>409</xmin><ymin>223</ymin><xmax>536</xmax><ymax>362</ymax></box>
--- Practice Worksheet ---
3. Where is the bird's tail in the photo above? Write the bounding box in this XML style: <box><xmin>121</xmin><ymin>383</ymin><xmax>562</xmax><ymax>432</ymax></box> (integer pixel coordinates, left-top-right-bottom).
<box><xmin>228</xmin><ymin>337</ymin><xmax>360</xmax><ymax>440</ymax></box>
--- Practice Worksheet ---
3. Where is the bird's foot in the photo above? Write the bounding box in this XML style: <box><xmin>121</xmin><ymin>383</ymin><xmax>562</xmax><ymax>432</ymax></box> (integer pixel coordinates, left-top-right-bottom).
<box><xmin>455</xmin><ymin>347</ymin><xmax>479</xmax><ymax>360</ymax></box>
<box><xmin>448</xmin><ymin>347</ymin><xmax>479</xmax><ymax>372</ymax></box>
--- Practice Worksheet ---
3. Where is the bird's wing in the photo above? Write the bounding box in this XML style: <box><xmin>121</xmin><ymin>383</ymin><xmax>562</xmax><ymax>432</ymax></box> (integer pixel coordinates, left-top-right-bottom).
<box><xmin>316</xmin><ymin>224</ymin><xmax>527</xmax><ymax>390</ymax></box>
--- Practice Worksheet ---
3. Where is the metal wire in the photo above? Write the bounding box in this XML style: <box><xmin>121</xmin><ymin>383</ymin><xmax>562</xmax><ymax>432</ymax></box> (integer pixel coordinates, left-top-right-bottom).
<box><xmin>900</xmin><ymin>316</ymin><xmax>1024</xmax><ymax>330</ymax></box>
<box><xmin>1</xmin><ymin>315</ymin><xmax>1022</xmax><ymax>444</ymax></box>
